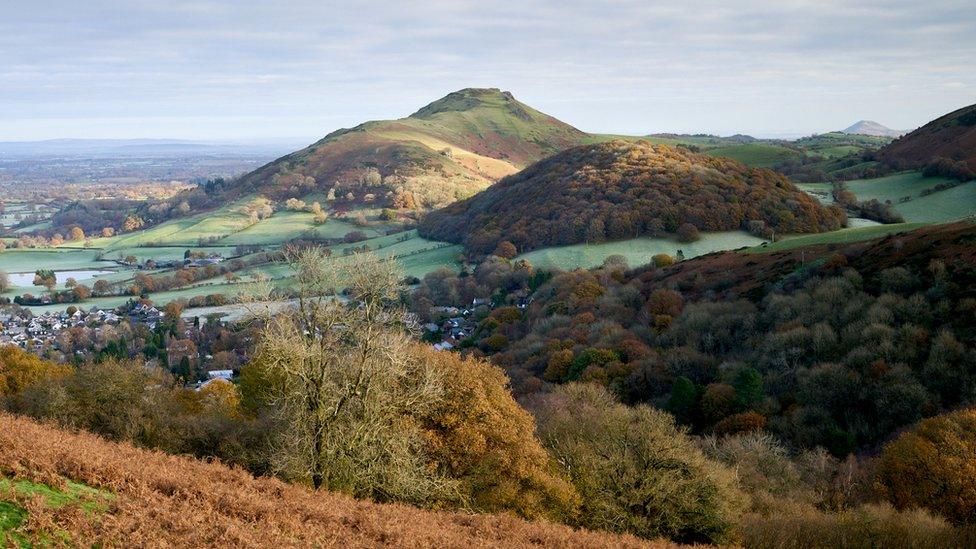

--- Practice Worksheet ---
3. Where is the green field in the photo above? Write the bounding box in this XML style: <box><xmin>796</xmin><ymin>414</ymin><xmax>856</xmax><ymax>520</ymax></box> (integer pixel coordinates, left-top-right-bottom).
<box><xmin>221</xmin><ymin>211</ymin><xmax>382</xmax><ymax>245</ymax></box>
<box><xmin>750</xmin><ymin>223</ymin><xmax>929</xmax><ymax>253</ymax></box>
<box><xmin>892</xmin><ymin>183</ymin><xmax>976</xmax><ymax>223</ymax></box>
<box><xmin>844</xmin><ymin>172</ymin><xmax>976</xmax><ymax>223</ymax></box>
<box><xmin>0</xmin><ymin>249</ymin><xmax>109</xmax><ymax>272</ymax></box>
<box><xmin>704</xmin><ymin>143</ymin><xmax>800</xmax><ymax>167</ymax></box>
<box><xmin>3</xmin><ymin>230</ymin><xmax>462</xmax><ymax>313</ymax></box>
<box><xmin>845</xmin><ymin>172</ymin><xmax>955</xmax><ymax>203</ymax></box>
<box><xmin>105</xmin><ymin>246</ymin><xmax>235</xmax><ymax>262</ymax></box>
<box><xmin>517</xmin><ymin>231</ymin><xmax>765</xmax><ymax>270</ymax></box>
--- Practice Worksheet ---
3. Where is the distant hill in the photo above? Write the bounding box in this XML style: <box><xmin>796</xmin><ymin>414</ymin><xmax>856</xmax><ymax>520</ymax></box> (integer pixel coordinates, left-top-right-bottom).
<box><xmin>841</xmin><ymin>121</ymin><xmax>904</xmax><ymax>138</ymax></box>
<box><xmin>419</xmin><ymin>140</ymin><xmax>846</xmax><ymax>255</ymax></box>
<box><xmin>0</xmin><ymin>138</ymin><xmax>302</xmax><ymax>158</ymax></box>
<box><xmin>224</xmin><ymin>88</ymin><xmax>588</xmax><ymax>209</ymax></box>
<box><xmin>0</xmin><ymin>413</ymin><xmax>661</xmax><ymax>548</ymax></box>
<box><xmin>879</xmin><ymin>103</ymin><xmax>976</xmax><ymax>172</ymax></box>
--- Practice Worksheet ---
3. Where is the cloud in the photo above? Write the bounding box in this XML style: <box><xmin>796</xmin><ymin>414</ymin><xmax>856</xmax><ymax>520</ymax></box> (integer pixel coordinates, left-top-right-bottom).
<box><xmin>0</xmin><ymin>0</ymin><xmax>973</xmax><ymax>139</ymax></box>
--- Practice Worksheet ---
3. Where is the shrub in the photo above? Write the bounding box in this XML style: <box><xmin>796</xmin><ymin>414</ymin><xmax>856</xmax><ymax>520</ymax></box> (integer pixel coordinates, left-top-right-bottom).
<box><xmin>410</xmin><ymin>346</ymin><xmax>579</xmax><ymax>521</ymax></box>
<box><xmin>531</xmin><ymin>383</ymin><xmax>744</xmax><ymax>544</ymax></box>
<box><xmin>652</xmin><ymin>253</ymin><xmax>675</xmax><ymax>268</ymax></box>
<box><xmin>342</xmin><ymin>231</ymin><xmax>368</xmax><ymax>243</ymax></box>
<box><xmin>0</xmin><ymin>347</ymin><xmax>71</xmax><ymax>398</ymax></box>
<box><xmin>875</xmin><ymin>408</ymin><xmax>976</xmax><ymax>524</ymax></box>
<box><xmin>676</xmin><ymin>223</ymin><xmax>700</xmax><ymax>243</ymax></box>
<box><xmin>492</xmin><ymin>241</ymin><xmax>518</xmax><ymax>259</ymax></box>
<box><xmin>741</xmin><ymin>503</ymin><xmax>976</xmax><ymax>549</ymax></box>
<box><xmin>713</xmin><ymin>411</ymin><xmax>766</xmax><ymax>436</ymax></box>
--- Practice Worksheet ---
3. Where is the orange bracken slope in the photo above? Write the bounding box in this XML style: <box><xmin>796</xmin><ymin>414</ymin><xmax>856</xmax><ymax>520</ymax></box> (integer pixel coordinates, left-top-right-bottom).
<box><xmin>0</xmin><ymin>413</ymin><xmax>678</xmax><ymax>548</ymax></box>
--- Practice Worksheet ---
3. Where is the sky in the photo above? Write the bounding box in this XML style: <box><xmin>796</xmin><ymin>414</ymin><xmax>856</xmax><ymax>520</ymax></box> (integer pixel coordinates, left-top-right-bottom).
<box><xmin>2</xmin><ymin>0</ymin><xmax>975</xmax><ymax>141</ymax></box>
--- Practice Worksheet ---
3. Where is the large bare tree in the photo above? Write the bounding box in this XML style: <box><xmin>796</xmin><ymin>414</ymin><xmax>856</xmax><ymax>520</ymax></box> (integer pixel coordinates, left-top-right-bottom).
<box><xmin>253</xmin><ymin>249</ymin><xmax>457</xmax><ymax>504</ymax></box>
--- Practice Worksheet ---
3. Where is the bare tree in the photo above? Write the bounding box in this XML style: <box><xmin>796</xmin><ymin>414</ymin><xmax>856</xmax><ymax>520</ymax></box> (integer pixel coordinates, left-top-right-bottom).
<box><xmin>252</xmin><ymin>249</ymin><xmax>457</xmax><ymax>504</ymax></box>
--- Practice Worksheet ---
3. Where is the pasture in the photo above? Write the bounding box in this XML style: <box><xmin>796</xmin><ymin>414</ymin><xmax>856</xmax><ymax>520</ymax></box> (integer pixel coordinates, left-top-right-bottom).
<box><xmin>844</xmin><ymin>172</ymin><xmax>975</xmax><ymax>223</ymax></box>
<box><xmin>0</xmin><ymin>249</ymin><xmax>108</xmax><ymax>272</ymax></box>
<box><xmin>704</xmin><ymin>143</ymin><xmax>800</xmax><ymax>167</ymax></box>
<box><xmin>750</xmin><ymin>223</ymin><xmax>929</xmax><ymax>253</ymax></box>
<box><xmin>517</xmin><ymin>231</ymin><xmax>764</xmax><ymax>270</ymax></box>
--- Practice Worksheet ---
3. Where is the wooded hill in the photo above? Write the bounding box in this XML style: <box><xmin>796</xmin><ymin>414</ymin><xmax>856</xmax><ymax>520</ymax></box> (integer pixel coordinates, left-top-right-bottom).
<box><xmin>419</xmin><ymin>140</ymin><xmax>847</xmax><ymax>255</ymax></box>
<box><xmin>208</xmin><ymin>88</ymin><xmax>588</xmax><ymax>210</ymax></box>
<box><xmin>880</xmin><ymin>102</ymin><xmax>976</xmax><ymax>176</ymax></box>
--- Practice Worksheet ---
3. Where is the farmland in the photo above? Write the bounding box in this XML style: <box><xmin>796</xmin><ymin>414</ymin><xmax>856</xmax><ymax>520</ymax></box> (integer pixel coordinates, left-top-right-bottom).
<box><xmin>517</xmin><ymin>231</ymin><xmax>765</xmax><ymax>270</ymax></box>
<box><xmin>748</xmin><ymin>222</ymin><xmax>929</xmax><ymax>253</ymax></box>
<box><xmin>703</xmin><ymin>142</ymin><xmax>800</xmax><ymax>167</ymax></box>
<box><xmin>843</xmin><ymin>172</ymin><xmax>976</xmax><ymax>223</ymax></box>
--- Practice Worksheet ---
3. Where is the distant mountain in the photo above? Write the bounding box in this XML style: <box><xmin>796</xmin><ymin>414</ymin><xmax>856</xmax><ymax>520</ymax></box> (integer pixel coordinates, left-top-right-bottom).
<box><xmin>226</xmin><ymin>88</ymin><xmax>588</xmax><ymax>209</ymax></box>
<box><xmin>879</xmin><ymin>103</ymin><xmax>976</xmax><ymax>172</ymax></box>
<box><xmin>0</xmin><ymin>138</ymin><xmax>303</xmax><ymax>158</ymax></box>
<box><xmin>841</xmin><ymin>121</ymin><xmax>904</xmax><ymax>138</ymax></box>
<box><xmin>419</xmin><ymin>140</ymin><xmax>846</xmax><ymax>255</ymax></box>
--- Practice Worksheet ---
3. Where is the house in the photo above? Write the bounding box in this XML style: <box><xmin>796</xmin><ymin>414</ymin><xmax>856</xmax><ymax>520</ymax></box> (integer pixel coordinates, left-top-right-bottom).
<box><xmin>206</xmin><ymin>369</ymin><xmax>234</xmax><ymax>380</ymax></box>
<box><xmin>430</xmin><ymin>306</ymin><xmax>460</xmax><ymax>318</ymax></box>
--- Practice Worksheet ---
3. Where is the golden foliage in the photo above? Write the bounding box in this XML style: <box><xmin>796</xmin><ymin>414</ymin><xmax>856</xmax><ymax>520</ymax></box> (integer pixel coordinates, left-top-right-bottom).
<box><xmin>409</xmin><ymin>345</ymin><xmax>580</xmax><ymax>521</ymax></box>
<box><xmin>875</xmin><ymin>408</ymin><xmax>976</xmax><ymax>524</ymax></box>
<box><xmin>0</xmin><ymin>347</ymin><xmax>70</xmax><ymax>397</ymax></box>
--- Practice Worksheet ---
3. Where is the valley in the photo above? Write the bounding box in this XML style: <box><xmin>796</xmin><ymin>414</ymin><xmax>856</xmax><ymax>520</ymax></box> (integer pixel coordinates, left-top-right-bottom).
<box><xmin>1</xmin><ymin>91</ymin><xmax>972</xmax><ymax>319</ymax></box>
<box><xmin>0</xmin><ymin>88</ymin><xmax>973</xmax><ymax>549</ymax></box>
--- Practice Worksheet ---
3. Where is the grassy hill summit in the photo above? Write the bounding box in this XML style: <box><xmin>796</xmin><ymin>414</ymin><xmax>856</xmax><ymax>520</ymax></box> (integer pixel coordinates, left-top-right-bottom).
<box><xmin>880</xmin><ymin>102</ymin><xmax>976</xmax><ymax>174</ymax></box>
<box><xmin>223</xmin><ymin>88</ymin><xmax>587</xmax><ymax>210</ymax></box>
<box><xmin>419</xmin><ymin>139</ymin><xmax>846</xmax><ymax>255</ymax></box>
<box><xmin>841</xmin><ymin>120</ymin><xmax>904</xmax><ymax>138</ymax></box>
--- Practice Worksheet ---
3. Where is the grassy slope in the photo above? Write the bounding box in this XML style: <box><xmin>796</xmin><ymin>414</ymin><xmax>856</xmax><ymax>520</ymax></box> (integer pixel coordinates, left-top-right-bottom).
<box><xmin>703</xmin><ymin>143</ymin><xmax>800</xmax><ymax>167</ymax></box>
<box><xmin>0</xmin><ymin>413</ymin><xmax>662</xmax><ymax>548</ymax></box>
<box><xmin>517</xmin><ymin>232</ymin><xmax>764</xmax><ymax>270</ymax></box>
<box><xmin>749</xmin><ymin>223</ymin><xmax>929</xmax><ymax>253</ymax></box>
<box><xmin>844</xmin><ymin>172</ymin><xmax>976</xmax><ymax>223</ymax></box>
<box><xmin>7</xmin><ymin>232</ymin><xmax>461</xmax><ymax>313</ymax></box>
<box><xmin>229</xmin><ymin>88</ymin><xmax>588</xmax><ymax>210</ymax></box>
<box><xmin>0</xmin><ymin>250</ymin><xmax>109</xmax><ymax>272</ymax></box>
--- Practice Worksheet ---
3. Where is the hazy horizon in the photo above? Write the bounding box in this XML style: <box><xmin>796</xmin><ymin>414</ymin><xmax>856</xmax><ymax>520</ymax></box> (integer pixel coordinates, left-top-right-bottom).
<box><xmin>3</xmin><ymin>0</ymin><xmax>974</xmax><ymax>141</ymax></box>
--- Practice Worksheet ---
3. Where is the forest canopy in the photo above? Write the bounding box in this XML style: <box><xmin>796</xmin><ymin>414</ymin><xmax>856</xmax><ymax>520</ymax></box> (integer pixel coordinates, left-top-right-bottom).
<box><xmin>420</xmin><ymin>140</ymin><xmax>846</xmax><ymax>254</ymax></box>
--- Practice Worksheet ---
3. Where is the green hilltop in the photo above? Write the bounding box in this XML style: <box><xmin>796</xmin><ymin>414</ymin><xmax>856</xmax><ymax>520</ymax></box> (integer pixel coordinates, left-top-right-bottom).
<box><xmin>226</xmin><ymin>88</ymin><xmax>587</xmax><ymax>210</ymax></box>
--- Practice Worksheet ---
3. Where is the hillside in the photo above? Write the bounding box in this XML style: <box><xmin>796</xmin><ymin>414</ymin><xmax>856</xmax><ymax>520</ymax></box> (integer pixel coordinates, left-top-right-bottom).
<box><xmin>880</xmin><ymin>103</ymin><xmax>976</xmax><ymax>171</ymax></box>
<box><xmin>419</xmin><ymin>140</ymin><xmax>846</xmax><ymax>255</ymax></box>
<box><xmin>0</xmin><ymin>412</ymin><xmax>666</xmax><ymax>548</ymax></box>
<box><xmin>841</xmin><ymin>120</ymin><xmax>903</xmax><ymax>138</ymax></box>
<box><xmin>221</xmin><ymin>88</ymin><xmax>587</xmax><ymax>210</ymax></box>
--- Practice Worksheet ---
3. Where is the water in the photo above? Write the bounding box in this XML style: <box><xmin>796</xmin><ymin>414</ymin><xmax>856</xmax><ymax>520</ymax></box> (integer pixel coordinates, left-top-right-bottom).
<box><xmin>7</xmin><ymin>269</ymin><xmax>114</xmax><ymax>288</ymax></box>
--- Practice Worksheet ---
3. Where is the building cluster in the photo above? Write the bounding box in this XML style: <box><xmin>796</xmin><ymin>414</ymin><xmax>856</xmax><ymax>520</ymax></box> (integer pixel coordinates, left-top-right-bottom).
<box><xmin>0</xmin><ymin>304</ymin><xmax>164</xmax><ymax>349</ymax></box>
<box><xmin>0</xmin><ymin>308</ymin><xmax>121</xmax><ymax>348</ymax></box>
<box><xmin>425</xmin><ymin>293</ymin><xmax>534</xmax><ymax>351</ymax></box>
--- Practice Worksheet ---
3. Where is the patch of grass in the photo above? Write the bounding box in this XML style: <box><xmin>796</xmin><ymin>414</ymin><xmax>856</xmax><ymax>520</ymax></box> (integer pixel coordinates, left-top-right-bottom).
<box><xmin>0</xmin><ymin>475</ymin><xmax>113</xmax><ymax>546</ymax></box>
<box><xmin>517</xmin><ymin>232</ymin><xmax>765</xmax><ymax>270</ymax></box>
<box><xmin>0</xmin><ymin>501</ymin><xmax>27</xmax><ymax>547</ymax></box>
<box><xmin>842</xmin><ymin>171</ymin><xmax>976</xmax><ymax>223</ymax></box>
<box><xmin>845</xmin><ymin>171</ymin><xmax>956</xmax><ymax>203</ymax></box>
<box><xmin>221</xmin><ymin>211</ymin><xmax>383</xmax><ymax>245</ymax></box>
<box><xmin>891</xmin><ymin>181</ymin><xmax>976</xmax><ymax>223</ymax></box>
<box><xmin>0</xmin><ymin>249</ymin><xmax>108</xmax><ymax>272</ymax></box>
<box><xmin>704</xmin><ymin>143</ymin><xmax>800</xmax><ymax>167</ymax></box>
<box><xmin>749</xmin><ymin>223</ymin><xmax>929</xmax><ymax>253</ymax></box>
